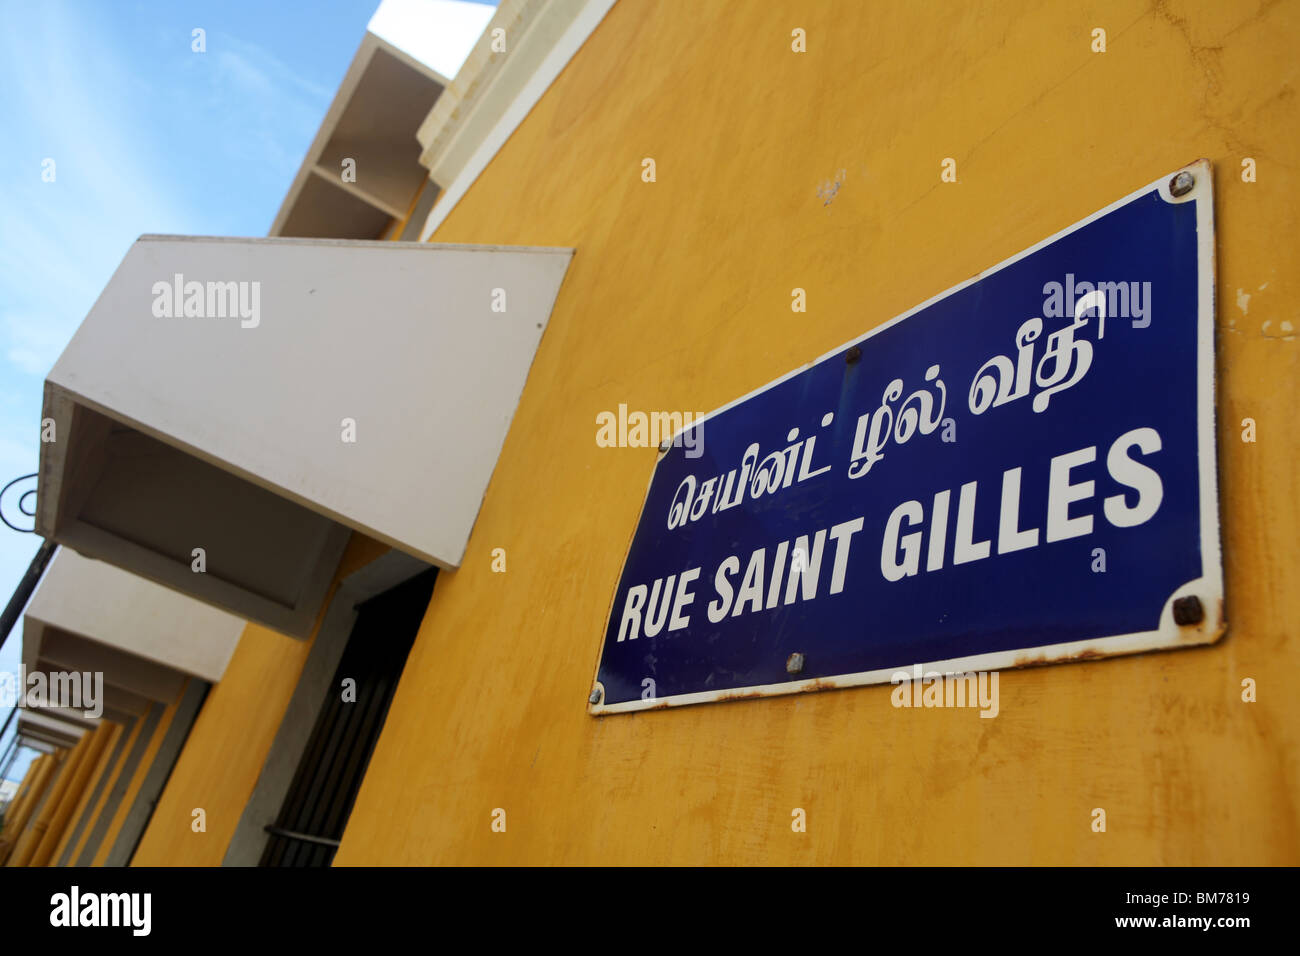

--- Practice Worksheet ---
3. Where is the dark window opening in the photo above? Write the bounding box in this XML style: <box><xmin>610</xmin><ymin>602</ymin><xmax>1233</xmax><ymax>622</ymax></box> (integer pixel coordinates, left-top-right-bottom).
<box><xmin>260</xmin><ymin>568</ymin><xmax>435</xmax><ymax>866</ymax></box>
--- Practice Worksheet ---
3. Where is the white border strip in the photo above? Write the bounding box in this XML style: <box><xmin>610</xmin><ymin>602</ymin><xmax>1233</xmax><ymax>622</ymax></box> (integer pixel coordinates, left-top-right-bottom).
<box><xmin>418</xmin><ymin>0</ymin><xmax>619</xmax><ymax>241</ymax></box>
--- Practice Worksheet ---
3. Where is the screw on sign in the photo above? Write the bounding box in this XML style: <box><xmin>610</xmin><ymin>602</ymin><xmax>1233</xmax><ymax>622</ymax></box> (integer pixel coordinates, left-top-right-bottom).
<box><xmin>1172</xmin><ymin>595</ymin><xmax>1204</xmax><ymax>626</ymax></box>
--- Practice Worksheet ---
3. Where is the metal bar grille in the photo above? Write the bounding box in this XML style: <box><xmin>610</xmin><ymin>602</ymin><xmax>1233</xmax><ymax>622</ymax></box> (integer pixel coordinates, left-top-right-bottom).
<box><xmin>261</xmin><ymin>569</ymin><xmax>436</xmax><ymax>866</ymax></box>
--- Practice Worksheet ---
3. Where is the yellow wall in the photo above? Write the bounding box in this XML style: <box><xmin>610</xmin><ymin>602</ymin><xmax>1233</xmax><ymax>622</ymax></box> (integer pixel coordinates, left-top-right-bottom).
<box><xmin>92</xmin><ymin>685</ymin><xmax>185</xmax><ymax>865</ymax></box>
<box><xmin>131</xmin><ymin>533</ymin><xmax>389</xmax><ymax>865</ymax></box>
<box><xmin>50</xmin><ymin>720</ymin><xmax>122</xmax><ymax>863</ymax></box>
<box><xmin>0</xmin><ymin>751</ymin><xmax>58</xmax><ymax>863</ymax></box>
<box><xmin>333</xmin><ymin>0</ymin><xmax>1300</xmax><ymax>864</ymax></box>
<box><xmin>9</xmin><ymin>733</ymin><xmax>89</xmax><ymax>866</ymax></box>
<box><xmin>65</xmin><ymin>713</ymin><xmax>147</xmax><ymax>865</ymax></box>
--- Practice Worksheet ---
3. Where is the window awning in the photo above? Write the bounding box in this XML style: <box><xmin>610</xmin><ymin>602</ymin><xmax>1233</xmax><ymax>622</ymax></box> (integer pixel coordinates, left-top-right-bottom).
<box><xmin>21</xmin><ymin>549</ymin><xmax>244</xmax><ymax>697</ymax></box>
<box><xmin>272</xmin><ymin>31</ymin><xmax>450</xmax><ymax>239</ymax></box>
<box><xmin>15</xmin><ymin>710</ymin><xmax>87</xmax><ymax>750</ymax></box>
<box><xmin>38</xmin><ymin>236</ymin><xmax>572</xmax><ymax>636</ymax></box>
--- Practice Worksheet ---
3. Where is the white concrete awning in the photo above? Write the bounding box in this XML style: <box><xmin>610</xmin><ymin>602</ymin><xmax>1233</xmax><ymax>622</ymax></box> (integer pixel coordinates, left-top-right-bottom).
<box><xmin>22</xmin><ymin>549</ymin><xmax>244</xmax><ymax>697</ymax></box>
<box><xmin>272</xmin><ymin>31</ymin><xmax>450</xmax><ymax>239</ymax></box>
<box><xmin>38</xmin><ymin>236</ymin><xmax>572</xmax><ymax>636</ymax></box>
<box><xmin>17</xmin><ymin>709</ymin><xmax>88</xmax><ymax>747</ymax></box>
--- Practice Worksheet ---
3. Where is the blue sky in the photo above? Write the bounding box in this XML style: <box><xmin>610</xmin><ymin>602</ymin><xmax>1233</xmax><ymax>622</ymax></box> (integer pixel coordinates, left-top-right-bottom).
<box><xmin>0</xmin><ymin>0</ymin><xmax>494</xmax><ymax>784</ymax></box>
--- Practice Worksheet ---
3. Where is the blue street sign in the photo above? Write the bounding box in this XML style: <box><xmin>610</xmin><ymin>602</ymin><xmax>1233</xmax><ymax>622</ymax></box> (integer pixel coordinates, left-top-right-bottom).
<box><xmin>590</xmin><ymin>162</ymin><xmax>1223</xmax><ymax>714</ymax></box>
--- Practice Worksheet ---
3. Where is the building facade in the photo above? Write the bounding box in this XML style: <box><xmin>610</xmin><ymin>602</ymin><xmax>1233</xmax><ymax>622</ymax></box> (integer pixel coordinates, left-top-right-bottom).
<box><xmin>8</xmin><ymin>0</ymin><xmax>1299</xmax><ymax>865</ymax></box>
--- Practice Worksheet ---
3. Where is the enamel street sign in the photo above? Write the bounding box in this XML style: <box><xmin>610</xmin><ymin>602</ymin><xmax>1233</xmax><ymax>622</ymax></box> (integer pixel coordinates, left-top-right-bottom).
<box><xmin>589</xmin><ymin>161</ymin><xmax>1222</xmax><ymax>714</ymax></box>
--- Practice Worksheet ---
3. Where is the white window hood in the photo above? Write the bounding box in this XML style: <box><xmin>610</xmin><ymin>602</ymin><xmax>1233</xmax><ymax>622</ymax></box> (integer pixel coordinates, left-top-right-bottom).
<box><xmin>38</xmin><ymin>236</ymin><xmax>573</xmax><ymax>636</ymax></box>
<box><xmin>22</xmin><ymin>549</ymin><xmax>245</xmax><ymax>703</ymax></box>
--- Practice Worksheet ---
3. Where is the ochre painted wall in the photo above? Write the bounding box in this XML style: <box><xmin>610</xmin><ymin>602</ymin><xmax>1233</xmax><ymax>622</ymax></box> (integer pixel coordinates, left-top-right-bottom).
<box><xmin>50</xmin><ymin>720</ymin><xmax>122</xmax><ymax>863</ymax></box>
<box><xmin>92</xmin><ymin>685</ymin><xmax>184</xmax><ymax>865</ymax></box>
<box><xmin>0</xmin><ymin>751</ymin><xmax>60</xmax><ymax>864</ymax></box>
<box><xmin>66</xmin><ymin>713</ymin><xmax>146</xmax><ymax>865</ymax></box>
<box><xmin>334</xmin><ymin>0</ymin><xmax>1299</xmax><ymax>865</ymax></box>
<box><xmin>132</xmin><ymin>534</ymin><xmax>388</xmax><ymax>865</ymax></box>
